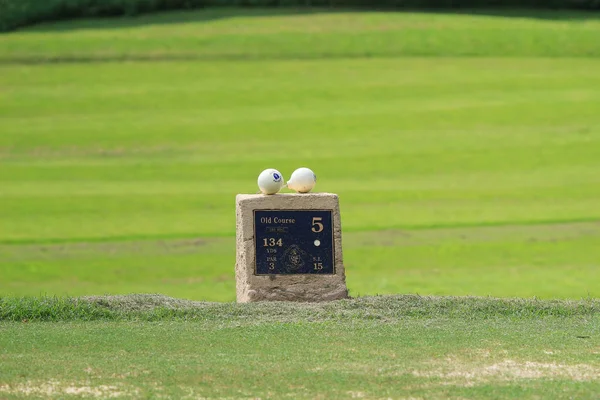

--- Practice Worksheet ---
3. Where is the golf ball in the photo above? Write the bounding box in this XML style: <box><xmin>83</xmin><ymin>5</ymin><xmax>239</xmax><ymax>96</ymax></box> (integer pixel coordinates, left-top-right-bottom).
<box><xmin>287</xmin><ymin>167</ymin><xmax>317</xmax><ymax>193</ymax></box>
<box><xmin>257</xmin><ymin>168</ymin><xmax>285</xmax><ymax>195</ymax></box>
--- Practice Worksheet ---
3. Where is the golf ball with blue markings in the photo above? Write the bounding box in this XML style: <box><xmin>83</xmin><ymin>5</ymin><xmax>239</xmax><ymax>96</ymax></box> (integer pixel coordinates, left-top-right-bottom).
<box><xmin>257</xmin><ymin>168</ymin><xmax>285</xmax><ymax>195</ymax></box>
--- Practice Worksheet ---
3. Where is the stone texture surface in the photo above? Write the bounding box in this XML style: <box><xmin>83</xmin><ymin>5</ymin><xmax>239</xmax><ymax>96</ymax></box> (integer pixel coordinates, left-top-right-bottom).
<box><xmin>235</xmin><ymin>193</ymin><xmax>348</xmax><ymax>303</ymax></box>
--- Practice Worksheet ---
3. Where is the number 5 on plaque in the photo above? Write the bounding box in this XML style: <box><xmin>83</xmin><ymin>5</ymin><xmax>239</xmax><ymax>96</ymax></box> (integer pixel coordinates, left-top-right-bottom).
<box><xmin>311</xmin><ymin>217</ymin><xmax>324</xmax><ymax>233</ymax></box>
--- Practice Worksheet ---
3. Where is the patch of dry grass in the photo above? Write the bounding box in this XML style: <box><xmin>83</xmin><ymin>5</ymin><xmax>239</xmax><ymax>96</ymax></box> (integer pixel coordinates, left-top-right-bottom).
<box><xmin>412</xmin><ymin>359</ymin><xmax>600</xmax><ymax>387</ymax></box>
<box><xmin>0</xmin><ymin>380</ymin><xmax>138</xmax><ymax>398</ymax></box>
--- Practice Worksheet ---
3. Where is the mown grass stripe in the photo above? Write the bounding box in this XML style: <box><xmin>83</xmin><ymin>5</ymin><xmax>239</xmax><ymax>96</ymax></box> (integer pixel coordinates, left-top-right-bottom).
<box><xmin>1</xmin><ymin>217</ymin><xmax>597</xmax><ymax>246</ymax></box>
<box><xmin>2</xmin><ymin>51</ymin><xmax>600</xmax><ymax>66</ymax></box>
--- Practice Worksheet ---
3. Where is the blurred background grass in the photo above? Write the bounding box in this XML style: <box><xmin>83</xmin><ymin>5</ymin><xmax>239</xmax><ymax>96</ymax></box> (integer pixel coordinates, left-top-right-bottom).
<box><xmin>2</xmin><ymin>10</ymin><xmax>600</xmax><ymax>61</ymax></box>
<box><xmin>1</xmin><ymin>9</ymin><xmax>599</xmax><ymax>301</ymax></box>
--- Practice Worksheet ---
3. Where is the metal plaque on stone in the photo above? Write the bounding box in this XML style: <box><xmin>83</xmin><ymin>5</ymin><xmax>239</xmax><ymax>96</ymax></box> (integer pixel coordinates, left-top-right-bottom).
<box><xmin>235</xmin><ymin>193</ymin><xmax>348</xmax><ymax>303</ymax></box>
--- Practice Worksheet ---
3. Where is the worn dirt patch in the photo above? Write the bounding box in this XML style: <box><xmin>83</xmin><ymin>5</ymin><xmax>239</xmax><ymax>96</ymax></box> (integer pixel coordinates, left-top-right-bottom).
<box><xmin>0</xmin><ymin>380</ymin><xmax>138</xmax><ymax>398</ymax></box>
<box><xmin>412</xmin><ymin>359</ymin><xmax>600</xmax><ymax>387</ymax></box>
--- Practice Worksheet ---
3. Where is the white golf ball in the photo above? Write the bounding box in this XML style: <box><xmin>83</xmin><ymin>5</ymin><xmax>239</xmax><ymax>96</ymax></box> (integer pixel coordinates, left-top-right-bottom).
<box><xmin>287</xmin><ymin>167</ymin><xmax>317</xmax><ymax>193</ymax></box>
<box><xmin>257</xmin><ymin>168</ymin><xmax>285</xmax><ymax>195</ymax></box>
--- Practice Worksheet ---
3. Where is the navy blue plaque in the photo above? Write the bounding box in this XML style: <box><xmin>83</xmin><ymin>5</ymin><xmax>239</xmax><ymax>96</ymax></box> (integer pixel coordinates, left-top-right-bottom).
<box><xmin>254</xmin><ymin>210</ymin><xmax>335</xmax><ymax>275</ymax></box>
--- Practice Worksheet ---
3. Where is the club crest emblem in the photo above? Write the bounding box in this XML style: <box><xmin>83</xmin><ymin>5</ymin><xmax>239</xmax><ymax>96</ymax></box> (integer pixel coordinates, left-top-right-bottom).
<box><xmin>282</xmin><ymin>244</ymin><xmax>309</xmax><ymax>272</ymax></box>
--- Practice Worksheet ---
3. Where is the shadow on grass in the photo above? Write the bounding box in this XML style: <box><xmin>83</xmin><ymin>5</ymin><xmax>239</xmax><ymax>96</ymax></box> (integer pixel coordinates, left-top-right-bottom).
<box><xmin>21</xmin><ymin>6</ymin><xmax>600</xmax><ymax>33</ymax></box>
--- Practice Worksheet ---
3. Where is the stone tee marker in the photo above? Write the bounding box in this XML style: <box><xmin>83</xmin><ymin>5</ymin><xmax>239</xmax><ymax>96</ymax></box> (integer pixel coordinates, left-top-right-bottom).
<box><xmin>235</xmin><ymin>193</ymin><xmax>349</xmax><ymax>303</ymax></box>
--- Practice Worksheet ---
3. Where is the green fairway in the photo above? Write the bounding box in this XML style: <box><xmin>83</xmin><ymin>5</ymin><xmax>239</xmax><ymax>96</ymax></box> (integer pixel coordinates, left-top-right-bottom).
<box><xmin>1</xmin><ymin>295</ymin><xmax>599</xmax><ymax>399</ymax></box>
<box><xmin>4</xmin><ymin>320</ymin><xmax>599</xmax><ymax>399</ymax></box>
<box><xmin>2</xmin><ymin>9</ymin><xmax>600</xmax><ymax>62</ymax></box>
<box><xmin>1</xmin><ymin>9</ymin><xmax>600</xmax><ymax>302</ymax></box>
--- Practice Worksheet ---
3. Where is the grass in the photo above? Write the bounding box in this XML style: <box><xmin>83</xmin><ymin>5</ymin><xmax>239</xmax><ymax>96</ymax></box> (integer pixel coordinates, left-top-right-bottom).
<box><xmin>1</xmin><ymin>9</ymin><xmax>600</xmax><ymax>302</ymax></box>
<box><xmin>1</xmin><ymin>9</ymin><xmax>600</xmax><ymax>62</ymax></box>
<box><xmin>1</xmin><ymin>9</ymin><xmax>600</xmax><ymax>399</ymax></box>
<box><xmin>1</xmin><ymin>295</ymin><xmax>600</xmax><ymax>399</ymax></box>
<box><xmin>3</xmin><ymin>294</ymin><xmax>600</xmax><ymax>321</ymax></box>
